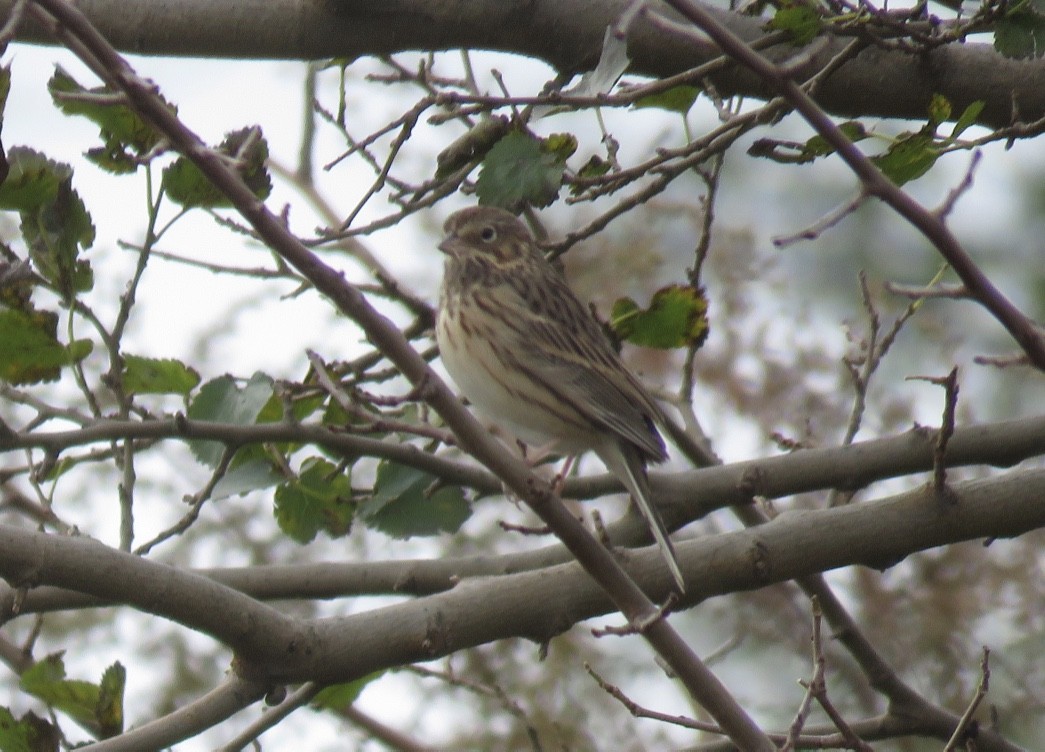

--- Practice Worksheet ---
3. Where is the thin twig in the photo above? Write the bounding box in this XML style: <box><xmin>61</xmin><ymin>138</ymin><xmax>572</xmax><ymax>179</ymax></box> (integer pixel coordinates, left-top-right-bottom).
<box><xmin>133</xmin><ymin>445</ymin><xmax>239</xmax><ymax>555</ymax></box>
<box><xmin>585</xmin><ymin>662</ymin><xmax>724</xmax><ymax>734</ymax></box>
<box><xmin>943</xmin><ymin>647</ymin><xmax>991</xmax><ymax>752</ymax></box>
<box><xmin>907</xmin><ymin>367</ymin><xmax>960</xmax><ymax>497</ymax></box>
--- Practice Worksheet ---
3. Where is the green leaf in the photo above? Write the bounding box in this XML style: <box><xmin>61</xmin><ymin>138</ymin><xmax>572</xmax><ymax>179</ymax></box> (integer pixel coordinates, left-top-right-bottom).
<box><xmin>800</xmin><ymin>121</ymin><xmax>868</xmax><ymax>160</ymax></box>
<box><xmin>0</xmin><ymin>308</ymin><xmax>92</xmax><ymax>385</ymax></box>
<box><xmin>18</xmin><ymin>657</ymin><xmax>124</xmax><ymax>740</ymax></box>
<box><xmin>610</xmin><ymin>285</ymin><xmax>710</xmax><ymax>350</ymax></box>
<box><xmin>322</xmin><ymin>395</ymin><xmax>352</xmax><ymax>428</ymax></box>
<box><xmin>254</xmin><ymin>389</ymin><xmax>289</xmax><ymax>425</ymax></box>
<box><xmin>541</xmin><ymin>132</ymin><xmax>578</xmax><ymax>163</ymax></box>
<box><xmin>0</xmin><ymin>147</ymin><xmax>63</xmax><ymax>211</ymax></box>
<box><xmin>48</xmin><ymin>66</ymin><xmax>169</xmax><ymax>173</ymax></box>
<box><xmin>358</xmin><ymin>461</ymin><xmax>471</xmax><ymax>539</ymax></box>
<box><xmin>570</xmin><ymin>155</ymin><xmax>613</xmax><ymax>196</ymax></box>
<box><xmin>767</xmin><ymin>1</ymin><xmax>823</xmax><ymax>45</ymax></box>
<box><xmin>0</xmin><ymin>707</ymin><xmax>32</xmax><ymax>752</ymax></box>
<box><xmin>211</xmin><ymin>458</ymin><xmax>282</xmax><ymax>500</ymax></box>
<box><xmin>23</xmin><ymin>181</ymin><xmax>95</xmax><ymax>296</ymax></box>
<box><xmin>0</xmin><ymin>707</ymin><xmax>59</xmax><ymax>752</ymax></box>
<box><xmin>95</xmin><ymin>663</ymin><xmax>125</xmax><ymax>739</ymax></box>
<box><xmin>927</xmin><ymin>93</ymin><xmax>952</xmax><ymax>127</ymax></box>
<box><xmin>0</xmin><ymin>707</ymin><xmax>24</xmax><ymax>752</ymax></box>
<box><xmin>871</xmin><ymin>131</ymin><xmax>939</xmax><ymax>186</ymax></box>
<box><xmin>0</xmin><ymin>64</ymin><xmax>11</xmax><ymax>120</ymax></box>
<box><xmin>209</xmin><ymin>390</ymin><xmax>325</xmax><ymax>479</ymax></box>
<box><xmin>159</xmin><ymin>158</ymin><xmax>213</xmax><ymax>207</ymax></box>
<box><xmin>0</xmin><ymin>148</ymin><xmax>95</xmax><ymax>297</ymax></box>
<box><xmin>950</xmin><ymin>100</ymin><xmax>986</xmax><ymax>140</ymax></box>
<box><xmin>186</xmin><ymin>373</ymin><xmax>274</xmax><ymax>467</ymax></box>
<box><xmin>310</xmin><ymin>672</ymin><xmax>383</xmax><ymax>711</ymax></box>
<box><xmin>274</xmin><ymin>457</ymin><xmax>353</xmax><ymax>544</ymax></box>
<box><xmin>576</xmin><ymin>155</ymin><xmax>612</xmax><ymax>180</ymax></box>
<box><xmin>290</xmin><ymin>391</ymin><xmax>327</xmax><ymax>422</ymax></box>
<box><xmin>162</xmin><ymin>126</ymin><xmax>272</xmax><ymax>208</ymax></box>
<box><xmin>364</xmin><ymin>462</ymin><xmax>428</xmax><ymax>513</ymax></box>
<box><xmin>475</xmin><ymin>131</ymin><xmax>567</xmax><ymax>211</ymax></box>
<box><xmin>633</xmin><ymin>85</ymin><xmax>701</xmax><ymax>114</ymax></box>
<box><xmin>121</xmin><ymin>355</ymin><xmax>200</xmax><ymax>396</ymax></box>
<box><xmin>20</xmin><ymin>654</ymin><xmax>101</xmax><ymax>734</ymax></box>
<box><xmin>995</xmin><ymin>8</ymin><xmax>1045</xmax><ymax>59</ymax></box>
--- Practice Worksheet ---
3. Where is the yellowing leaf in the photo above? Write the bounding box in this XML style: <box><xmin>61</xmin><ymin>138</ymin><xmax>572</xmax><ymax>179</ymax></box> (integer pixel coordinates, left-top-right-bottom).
<box><xmin>0</xmin><ymin>308</ymin><xmax>92</xmax><ymax>385</ymax></box>
<box><xmin>767</xmin><ymin>2</ymin><xmax>823</xmax><ymax>45</ymax></box>
<box><xmin>872</xmin><ymin>132</ymin><xmax>939</xmax><ymax>186</ymax></box>
<box><xmin>611</xmin><ymin>285</ymin><xmax>710</xmax><ymax>350</ymax></box>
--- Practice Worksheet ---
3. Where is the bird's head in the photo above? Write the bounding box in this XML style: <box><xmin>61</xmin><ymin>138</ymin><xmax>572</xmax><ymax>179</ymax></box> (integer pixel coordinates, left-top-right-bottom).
<box><xmin>438</xmin><ymin>206</ymin><xmax>537</xmax><ymax>265</ymax></box>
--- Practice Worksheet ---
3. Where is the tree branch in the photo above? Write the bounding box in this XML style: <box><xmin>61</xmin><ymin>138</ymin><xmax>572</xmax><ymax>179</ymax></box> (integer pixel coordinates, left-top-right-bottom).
<box><xmin>1</xmin><ymin>466</ymin><xmax>1042</xmax><ymax>672</ymax></box>
<box><xmin>2</xmin><ymin>0</ymin><xmax>1044</xmax><ymax>127</ymax></box>
<box><xmin>1</xmin><ymin>415</ymin><xmax>1042</xmax><ymax>600</ymax></box>
<box><xmin>0</xmin><ymin>465</ymin><xmax>1040</xmax><ymax>752</ymax></box>
<box><xmin>0</xmin><ymin>524</ymin><xmax>311</xmax><ymax>663</ymax></box>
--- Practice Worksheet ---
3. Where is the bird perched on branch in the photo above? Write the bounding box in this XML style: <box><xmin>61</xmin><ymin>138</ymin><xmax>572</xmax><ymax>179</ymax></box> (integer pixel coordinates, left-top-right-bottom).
<box><xmin>435</xmin><ymin>205</ymin><xmax>685</xmax><ymax>592</ymax></box>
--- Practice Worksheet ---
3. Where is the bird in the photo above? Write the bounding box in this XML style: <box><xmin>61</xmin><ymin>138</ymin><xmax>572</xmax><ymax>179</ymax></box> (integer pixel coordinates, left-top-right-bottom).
<box><xmin>435</xmin><ymin>205</ymin><xmax>685</xmax><ymax>591</ymax></box>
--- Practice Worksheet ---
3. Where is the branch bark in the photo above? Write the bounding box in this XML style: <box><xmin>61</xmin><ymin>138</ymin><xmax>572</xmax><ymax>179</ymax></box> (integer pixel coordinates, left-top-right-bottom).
<box><xmin>1</xmin><ymin>466</ymin><xmax>1041</xmax><ymax>726</ymax></box>
<box><xmin>2</xmin><ymin>416</ymin><xmax>1042</xmax><ymax>608</ymax></box>
<box><xmin>3</xmin><ymin>0</ymin><xmax>1044</xmax><ymax>127</ymax></box>
<box><xmin>4</xmin><ymin>414</ymin><xmax>1045</xmax><ymax>518</ymax></box>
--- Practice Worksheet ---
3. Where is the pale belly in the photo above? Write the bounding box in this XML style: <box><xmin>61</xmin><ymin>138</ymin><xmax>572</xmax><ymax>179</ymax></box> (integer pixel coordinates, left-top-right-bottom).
<box><xmin>436</xmin><ymin>309</ymin><xmax>592</xmax><ymax>454</ymax></box>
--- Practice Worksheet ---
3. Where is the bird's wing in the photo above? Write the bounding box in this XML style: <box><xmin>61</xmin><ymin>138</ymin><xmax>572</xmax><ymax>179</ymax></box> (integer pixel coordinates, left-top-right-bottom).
<box><xmin>503</xmin><ymin>271</ymin><xmax>669</xmax><ymax>462</ymax></box>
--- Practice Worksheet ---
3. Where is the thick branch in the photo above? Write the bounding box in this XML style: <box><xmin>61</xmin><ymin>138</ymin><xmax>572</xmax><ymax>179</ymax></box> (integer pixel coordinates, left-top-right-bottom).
<box><xmin>0</xmin><ymin>525</ymin><xmax>311</xmax><ymax>664</ymax></box>
<box><xmin>2</xmin><ymin>416</ymin><xmax>1042</xmax><ymax>594</ymax></box>
<box><xmin>0</xmin><ymin>467</ymin><xmax>1041</xmax><ymax>694</ymax></box>
<box><xmin>3</xmin><ymin>0</ymin><xmax>1044</xmax><ymax>127</ymax></box>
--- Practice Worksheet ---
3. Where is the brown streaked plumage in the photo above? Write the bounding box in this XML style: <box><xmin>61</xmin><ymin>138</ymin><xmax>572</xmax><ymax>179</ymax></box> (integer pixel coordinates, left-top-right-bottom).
<box><xmin>436</xmin><ymin>205</ymin><xmax>684</xmax><ymax>591</ymax></box>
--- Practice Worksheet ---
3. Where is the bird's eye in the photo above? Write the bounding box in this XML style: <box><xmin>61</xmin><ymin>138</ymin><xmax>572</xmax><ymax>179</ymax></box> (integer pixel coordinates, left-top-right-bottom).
<box><xmin>479</xmin><ymin>226</ymin><xmax>497</xmax><ymax>242</ymax></box>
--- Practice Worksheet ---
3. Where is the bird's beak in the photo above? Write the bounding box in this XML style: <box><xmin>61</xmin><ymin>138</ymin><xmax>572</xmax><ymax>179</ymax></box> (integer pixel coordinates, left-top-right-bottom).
<box><xmin>437</xmin><ymin>236</ymin><xmax>456</xmax><ymax>255</ymax></box>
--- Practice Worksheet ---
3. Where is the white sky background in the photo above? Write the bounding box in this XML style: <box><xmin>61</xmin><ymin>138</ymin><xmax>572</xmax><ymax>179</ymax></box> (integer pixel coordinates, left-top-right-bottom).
<box><xmin>3</xmin><ymin>36</ymin><xmax>1043</xmax><ymax>750</ymax></box>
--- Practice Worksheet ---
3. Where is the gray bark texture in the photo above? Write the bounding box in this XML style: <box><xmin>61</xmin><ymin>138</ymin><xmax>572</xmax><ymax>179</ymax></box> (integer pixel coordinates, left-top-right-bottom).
<box><xmin>7</xmin><ymin>0</ymin><xmax>1045</xmax><ymax>127</ymax></box>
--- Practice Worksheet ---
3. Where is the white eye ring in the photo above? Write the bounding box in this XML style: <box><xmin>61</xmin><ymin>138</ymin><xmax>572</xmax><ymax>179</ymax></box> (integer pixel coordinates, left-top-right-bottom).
<box><xmin>479</xmin><ymin>226</ymin><xmax>497</xmax><ymax>242</ymax></box>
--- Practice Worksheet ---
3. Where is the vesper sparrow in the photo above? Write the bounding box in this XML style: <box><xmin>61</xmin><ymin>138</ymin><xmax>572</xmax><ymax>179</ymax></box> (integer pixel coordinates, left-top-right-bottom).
<box><xmin>436</xmin><ymin>206</ymin><xmax>685</xmax><ymax>591</ymax></box>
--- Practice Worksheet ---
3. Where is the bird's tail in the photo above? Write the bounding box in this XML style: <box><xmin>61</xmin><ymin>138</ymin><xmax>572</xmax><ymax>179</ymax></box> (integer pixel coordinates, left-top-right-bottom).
<box><xmin>596</xmin><ymin>444</ymin><xmax>685</xmax><ymax>592</ymax></box>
